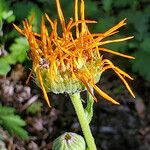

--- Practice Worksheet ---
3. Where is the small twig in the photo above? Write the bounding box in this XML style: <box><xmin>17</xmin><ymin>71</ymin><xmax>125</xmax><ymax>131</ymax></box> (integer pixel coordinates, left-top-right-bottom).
<box><xmin>21</xmin><ymin>95</ymin><xmax>39</xmax><ymax>112</ymax></box>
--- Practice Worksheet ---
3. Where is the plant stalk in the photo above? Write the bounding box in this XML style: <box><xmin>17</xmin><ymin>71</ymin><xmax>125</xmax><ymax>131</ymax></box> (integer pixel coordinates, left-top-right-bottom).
<box><xmin>69</xmin><ymin>92</ymin><xmax>97</xmax><ymax>150</ymax></box>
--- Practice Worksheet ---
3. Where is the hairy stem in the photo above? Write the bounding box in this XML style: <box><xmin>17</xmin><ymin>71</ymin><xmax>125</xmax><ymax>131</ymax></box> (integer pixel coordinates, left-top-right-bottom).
<box><xmin>69</xmin><ymin>92</ymin><xmax>97</xmax><ymax>150</ymax></box>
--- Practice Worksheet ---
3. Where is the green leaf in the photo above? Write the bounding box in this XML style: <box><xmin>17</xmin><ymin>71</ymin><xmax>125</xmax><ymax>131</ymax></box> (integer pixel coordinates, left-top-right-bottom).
<box><xmin>144</xmin><ymin>5</ymin><xmax>150</xmax><ymax>18</ymax></box>
<box><xmin>1</xmin><ymin>116</ymin><xmax>28</xmax><ymax>139</ymax></box>
<box><xmin>10</xmin><ymin>126</ymin><xmax>28</xmax><ymax>140</ymax></box>
<box><xmin>1</xmin><ymin>37</ymin><xmax>29</xmax><ymax>68</ymax></box>
<box><xmin>132</xmin><ymin>36</ymin><xmax>150</xmax><ymax>80</ymax></box>
<box><xmin>26</xmin><ymin>102</ymin><xmax>43</xmax><ymax>114</ymax></box>
<box><xmin>0</xmin><ymin>105</ymin><xmax>29</xmax><ymax>139</ymax></box>
<box><xmin>0</xmin><ymin>58</ymin><xmax>11</xmax><ymax>75</ymax></box>
<box><xmin>113</xmin><ymin>0</ymin><xmax>135</xmax><ymax>8</ymax></box>
<box><xmin>102</xmin><ymin>0</ymin><xmax>113</xmax><ymax>12</ymax></box>
<box><xmin>13</xmin><ymin>1</ymin><xmax>43</xmax><ymax>32</ymax></box>
<box><xmin>132</xmin><ymin>51</ymin><xmax>150</xmax><ymax>80</ymax></box>
<box><xmin>140</xmin><ymin>37</ymin><xmax>150</xmax><ymax>52</ymax></box>
<box><xmin>13</xmin><ymin>1</ymin><xmax>39</xmax><ymax>20</ymax></box>
<box><xmin>0</xmin><ymin>105</ymin><xmax>15</xmax><ymax>115</ymax></box>
<box><xmin>85</xmin><ymin>0</ymin><xmax>99</xmax><ymax>17</ymax></box>
<box><xmin>1</xmin><ymin>115</ymin><xmax>26</xmax><ymax>126</ymax></box>
<box><xmin>0</xmin><ymin>0</ymin><xmax>9</xmax><ymax>20</ymax></box>
<box><xmin>119</xmin><ymin>10</ymin><xmax>149</xmax><ymax>40</ymax></box>
<box><xmin>0</xmin><ymin>0</ymin><xmax>15</xmax><ymax>23</ymax></box>
<box><xmin>3</xmin><ymin>55</ymin><xmax>16</xmax><ymax>65</ymax></box>
<box><xmin>9</xmin><ymin>37</ymin><xmax>29</xmax><ymax>63</ymax></box>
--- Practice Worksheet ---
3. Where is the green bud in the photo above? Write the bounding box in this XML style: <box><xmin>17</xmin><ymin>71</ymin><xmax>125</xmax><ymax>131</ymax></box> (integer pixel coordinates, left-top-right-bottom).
<box><xmin>52</xmin><ymin>132</ymin><xmax>86</xmax><ymax>150</ymax></box>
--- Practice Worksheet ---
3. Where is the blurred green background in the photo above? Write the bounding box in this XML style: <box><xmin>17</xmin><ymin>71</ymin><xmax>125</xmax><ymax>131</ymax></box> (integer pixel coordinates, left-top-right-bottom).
<box><xmin>0</xmin><ymin>0</ymin><xmax>150</xmax><ymax>80</ymax></box>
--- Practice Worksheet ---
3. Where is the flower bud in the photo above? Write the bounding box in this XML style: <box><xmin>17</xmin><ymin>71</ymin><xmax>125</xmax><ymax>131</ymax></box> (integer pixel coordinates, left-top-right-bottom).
<box><xmin>52</xmin><ymin>132</ymin><xmax>86</xmax><ymax>150</ymax></box>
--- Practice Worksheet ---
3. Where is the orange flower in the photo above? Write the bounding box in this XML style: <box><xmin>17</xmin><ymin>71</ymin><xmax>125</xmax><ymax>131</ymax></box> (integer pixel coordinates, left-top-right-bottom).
<box><xmin>13</xmin><ymin>0</ymin><xmax>135</xmax><ymax>107</ymax></box>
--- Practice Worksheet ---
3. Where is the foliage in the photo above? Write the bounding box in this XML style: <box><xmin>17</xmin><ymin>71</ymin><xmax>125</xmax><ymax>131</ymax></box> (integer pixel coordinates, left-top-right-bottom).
<box><xmin>0</xmin><ymin>105</ymin><xmax>28</xmax><ymax>139</ymax></box>
<box><xmin>0</xmin><ymin>133</ymin><xmax>3</xmax><ymax>140</ymax></box>
<box><xmin>0</xmin><ymin>37</ymin><xmax>29</xmax><ymax>75</ymax></box>
<box><xmin>26</xmin><ymin>102</ymin><xmax>43</xmax><ymax>114</ymax></box>
<box><xmin>12</xmin><ymin>1</ymin><xmax>43</xmax><ymax>32</ymax></box>
<box><xmin>0</xmin><ymin>57</ymin><xmax>11</xmax><ymax>75</ymax></box>
<box><xmin>97</xmin><ymin>0</ymin><xmax>150</xmax><ymax>80</ymax></box>
<box><xmin>0</xmin><ymin>0</ymin><xmax>42</xmax><ymax>75</ymax></box>
<box><xmin>0</xmin><ymin>0</ymin><xmax>15</xmax><ymax>23</ymax></box>
<box><xmin>0</xmin><ymin>0</ymin><xmax>150</xmax><ymax>80</ymax></box>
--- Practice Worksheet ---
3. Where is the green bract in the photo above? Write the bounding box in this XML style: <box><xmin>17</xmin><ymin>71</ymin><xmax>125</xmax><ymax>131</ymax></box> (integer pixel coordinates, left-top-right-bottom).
<box><xmin>37</xmin><ymin>59</ymin><xmax>101</xmax><ymax>94</ymax></box>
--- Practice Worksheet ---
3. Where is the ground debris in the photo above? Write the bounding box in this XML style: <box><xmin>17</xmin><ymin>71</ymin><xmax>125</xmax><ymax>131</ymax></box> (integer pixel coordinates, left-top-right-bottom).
<box><xmin>0</xmin><ymin>69</ymin><xmax>150</xmax><ymax>150</ymax></box>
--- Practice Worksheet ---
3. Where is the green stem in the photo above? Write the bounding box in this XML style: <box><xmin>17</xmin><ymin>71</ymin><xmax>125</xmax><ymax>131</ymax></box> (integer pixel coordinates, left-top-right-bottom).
<box><xmin>69</xmin><ymin>93</ymin><xmax>97</xmax><ymax>150</ymax></box>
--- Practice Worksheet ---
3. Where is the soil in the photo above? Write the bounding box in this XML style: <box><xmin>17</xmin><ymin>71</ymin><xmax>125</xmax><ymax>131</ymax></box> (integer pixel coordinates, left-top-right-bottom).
<box><xmin>0</xmin><ymin>64</ymin><xmax>150</xmax><ymax>150</ymax></box>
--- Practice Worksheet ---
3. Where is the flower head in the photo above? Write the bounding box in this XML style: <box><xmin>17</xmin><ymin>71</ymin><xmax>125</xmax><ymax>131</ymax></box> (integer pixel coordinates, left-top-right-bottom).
<box><xmin>13</xmin><ymin>0</ymin><xmax>135</xmax><ymax>107</ymax></box>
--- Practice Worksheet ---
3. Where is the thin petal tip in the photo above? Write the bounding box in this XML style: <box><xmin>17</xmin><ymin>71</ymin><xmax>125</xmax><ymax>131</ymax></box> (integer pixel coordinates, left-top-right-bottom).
<box><xmin>113</xmin><ymin>101</ymin><xmax>120</xmax><ymax>105</ymax></box>
<box><xmin>132</xmin><ymin>94</ymin><xmax>136</xmax><ymax>98</ymax></box>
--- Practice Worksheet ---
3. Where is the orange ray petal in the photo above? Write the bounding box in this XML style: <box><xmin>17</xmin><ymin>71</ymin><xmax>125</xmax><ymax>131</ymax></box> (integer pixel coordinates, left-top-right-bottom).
<box><xmin>113</xmin><ymin>67</ymin><xmax>133</xmax><ymax>80</ymax></box>
<box><xmin>99</xmin><ymin>47</ymin><xmax>135</xmax><ymax>59</ymax></box>
<box><xmin>29</xmin><ymin>14</ymin><xmax>35</xmax><ymax>26</ymax></box>
<box><xmin>103</xmin><ymin>59</ymin><xmax>133</xmax><ymax>80</ymax></box>
<box><xmin>79</xmin><ymin>76</ymin><xmax>97</xmax><ymax>102</ymax></box>
<box><xmin>98</xmin><ymin>36</ymin><xmax>134</xmax><ymax>45</ymax></box>
<box><xmin>68</xmin><ymin>20</ymin><xmax>97</xmax><ymax>31</ymax></box>
<box><xmin>56</xmin><ymin>0</ymin><xmax>66</xmax><ymax>32</ymax></box>
<box><xmin>105</xmin><ymin>59</ymin><xmax>133</xmax><ymax>80</ymax></box>
<box><xmin>114</xmin><ymin>70</ymin><xmax>135</xmax><ymax>98</ymax></box>
<box><xmin>80</xmin><ymin>0</ymin><xmax>85</xmax><ymax>34</ymax></box>
<box><xmin>104</xmin><ymin>18</ymin><xmax>126</xmax><ymax>36</ymax></box>
<box><xmin>13</xmin><ymin>24</ymin><xmax>24</xmax><ymax>34</ymax></box>
<box><xmin>100</xmin><ymin>65</ymin><xmax>112</xmax><ymax>74</ymax></box>
<box><xmin>75</xmin><ymin>0</ymin><xmax>79</xmax><ymax>37</ymax></box>
<box><xmin>92</xmin><ymin>84</ymin><xmax>120</xmax><ymax>105</ymax></box>
<box><xmin>37</xmin><ymin>69</ymin><xmax>51</xmax><ymax>107</ymax></box>
<box><xmin>45</xmin><ymin>13</ymin><xmax>54</xmax><ymax>29</ymax></box>
<box><xmin>66</xmin><ymin>18</ymin><xmax>74</xmax><ymax>30</ymax></box>
<box><xmin>92</xmin><ymin>30</ymin><xmax>119</xmax><ymax>39</ymax></box>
